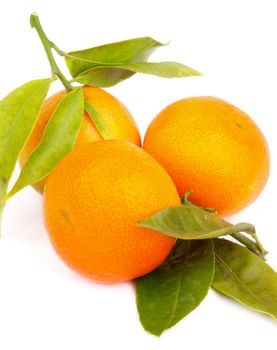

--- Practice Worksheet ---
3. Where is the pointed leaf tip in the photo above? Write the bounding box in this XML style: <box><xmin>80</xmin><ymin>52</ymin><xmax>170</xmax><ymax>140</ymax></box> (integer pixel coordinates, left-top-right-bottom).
<box><xmin>65</xmin><ymin>36</ymin><xmax>165</xmax><ymax>78</ymax></box>
<box><xmin>65</xmin><ymin>36</ymin><xmax>201</xmax><ymax>87</ymax></box>
<box><xmin>73</xmin><ymin>61</ymin><xmax>201</xmax><ymax>87</ymax></box>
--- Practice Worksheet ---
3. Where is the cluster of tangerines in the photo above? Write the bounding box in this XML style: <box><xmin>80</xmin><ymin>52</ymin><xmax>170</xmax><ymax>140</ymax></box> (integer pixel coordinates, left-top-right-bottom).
<box><xmin>20</xmin><ymin>85</ymin><xmax>270</xmax><ymax>283</ymax></box>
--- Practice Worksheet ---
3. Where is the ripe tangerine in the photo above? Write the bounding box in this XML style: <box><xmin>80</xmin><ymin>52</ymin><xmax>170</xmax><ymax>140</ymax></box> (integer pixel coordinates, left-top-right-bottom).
<box><xmin>43</xmin><ymin>140</ymin><xmax>180</xmax><ymax>283</ymax></box>
<box><xmin>144</xmin><ymin>96</ymin><xmax>270</xmax><ymax>216</ymax></box>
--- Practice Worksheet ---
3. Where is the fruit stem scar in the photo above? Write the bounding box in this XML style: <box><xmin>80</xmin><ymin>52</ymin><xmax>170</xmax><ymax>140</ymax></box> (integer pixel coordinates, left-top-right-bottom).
<box><xmin>30</xmin><ymin>13</ymin><xmax>73</xmax><ymax>92</ymax></box>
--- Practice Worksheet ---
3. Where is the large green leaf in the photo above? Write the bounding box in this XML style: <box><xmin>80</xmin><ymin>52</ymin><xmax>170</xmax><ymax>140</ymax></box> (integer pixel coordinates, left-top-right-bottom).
<box><xmin>73</xmin><ymin>61</ymin><xmax>201</xmax><ymax>87</ymax></box>
<box><xmin>6</xmin><ymin>88</ymin><xmax>84</xmax><ymax>198</ymax></box>
<box><xmin>213</xmin><ymin>239</ymin><xmax>277</xmax><ymax>319</ymax></box>
<box><xmin>0</xmin><ymin>79</ymin><xmax>52</xmax><ymax>202</ymax></box>
<box><xmin>65</xmin><ymin>37</ymin><xmax>165</xmax><ymax>77</ymax></box>
<box><xmin>136</xmin><ymin>240</ymin><xmax>214</xmax><ymax>336</ymax></box>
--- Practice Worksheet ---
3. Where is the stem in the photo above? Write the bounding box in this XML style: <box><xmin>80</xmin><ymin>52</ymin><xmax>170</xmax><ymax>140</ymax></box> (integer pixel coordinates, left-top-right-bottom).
<box><xmin>30</xmin><ymin>13</ymin><xmax>72</xmax><ymax>91</ymax></box>
<box><xmin>51</xmin><ymin>42</ymin><xmax>65</xmax><ymax>56</ymax></box>
<box><xmin>231</xmin><ymin>233</ymin><xmax>267</xmax><ymax>260</ymax></box>
<box><xmin>240</xmin><ymin>224</ymin><xmax>268</xmax><ymax>257</ymax></box>
<box><xmin>252</xmin><ymin>232</ymin><xmax>268</xmax><ymax>257</ymax></box>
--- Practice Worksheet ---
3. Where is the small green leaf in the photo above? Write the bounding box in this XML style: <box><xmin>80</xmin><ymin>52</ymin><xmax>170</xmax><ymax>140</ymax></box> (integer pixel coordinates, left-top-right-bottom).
<box><xmin>139</xmin><ymin>203</ymin><xmax>267</xmax><ymax>258</ymax></box>
<box><xmin>0</xmin><ymin>79</ymin><xmax>52</xmax><ymax>202</ymax></box>
<box><xmin>65</xmin><ymin>37</ymin><xmax>165</xmax><ymax>77</ymax></box>
<box><xmin>85</xmin><ymin>102</ymin><xmax>110</xmax><ymax>139</ymax></box>
<box><xmin>6</xmin><ymin>88</ymin><xmax>84</xmax><ymax>198</ymax></box>
<box><xmin>213</xmin><ymin>239</ymin><xmax>277</xmax><ymax>319</ymax></box>
<box><xmin>136</xmin><ymin>240</ymin><xmax>214</xmax><ymax>336</ymax></box>
<box><xmin>138</xmin><ymin>205</ymin><xmax>250</xmax><ymax>240</ymax></box>
<box><xmin>73</xmin><ymin>61</ymin><xmax>201</xmax><ymax>87</ymax></box>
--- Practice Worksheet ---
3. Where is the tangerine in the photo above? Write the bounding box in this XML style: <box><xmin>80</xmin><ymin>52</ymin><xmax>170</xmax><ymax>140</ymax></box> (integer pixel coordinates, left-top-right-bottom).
<box><xmin>43</xmin><ymin>140</ymin><xmax>180</xmax><ymax>283</ymax></box>
<box><xmin>143</xmin><ymin>96</ymin><xmax>270</xmax><ymax>216</ymax></box>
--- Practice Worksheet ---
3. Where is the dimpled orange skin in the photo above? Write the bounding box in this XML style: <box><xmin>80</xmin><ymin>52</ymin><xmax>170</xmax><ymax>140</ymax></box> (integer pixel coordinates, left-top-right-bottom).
<box><xmin>20</xmin><ymin>86</ymin><xmax>141</xmax><ymax>192</ymax></box>
<box><xmin>144</xmin><ymin>96</ymin><xmax>270</xmax><ymax>216</ymax></box>
<box><xmin>43</xmin><ymin>140</ymin><xmax>180</xmax><ymax>283</ymax></box>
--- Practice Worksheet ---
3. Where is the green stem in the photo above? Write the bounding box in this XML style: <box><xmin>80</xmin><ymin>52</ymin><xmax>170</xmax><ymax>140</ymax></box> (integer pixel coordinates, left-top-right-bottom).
<box><xmin>239</xmin><ymin>224</ymin><xmax>268</xmax><ymax>258</ymax></box>
<box><xmin>252</xmin><ymin>232</ymin><xmax>268</xmax><ymax>257</ymax></box>
<box><xmin>51</xmin><ymin>42</ymin><xmax>65</xmax><ymax>56</ymax></box>
<box><xmin>231</xmin><ymin>233</ymin><xmax>266</xmax><ymax>260</ymax></box>
<box><xmin>30</xmin><ymin>13</ymin><xmax>72</xmax><ymax>91</ymax></box>
<box><xmin>234</xmin><ymin>223</ymin><xmax>268</xmax><ymax>257</ymax></box>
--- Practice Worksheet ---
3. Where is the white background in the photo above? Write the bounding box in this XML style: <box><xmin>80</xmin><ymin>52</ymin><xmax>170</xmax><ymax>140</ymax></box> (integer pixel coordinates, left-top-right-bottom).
<box><xmin>0</xmin><ymin>1</ymin><xmax>276</xmax><ymax>349</ymax></box>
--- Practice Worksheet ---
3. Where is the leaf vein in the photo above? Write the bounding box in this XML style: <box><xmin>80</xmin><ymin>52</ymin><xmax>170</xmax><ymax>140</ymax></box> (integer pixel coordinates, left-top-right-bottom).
<box><xmin>215</xmin><ymin>253</ymin><xmax>266</xmax><ymax>305</ymax></box>
<box><xmin>165</xmin><ymin>242</ymin><xmax>191</xmax><ymax>329</ymax></box>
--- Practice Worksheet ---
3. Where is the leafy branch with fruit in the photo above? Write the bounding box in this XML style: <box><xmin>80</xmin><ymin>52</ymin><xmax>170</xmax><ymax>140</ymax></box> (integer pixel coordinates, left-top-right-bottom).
<box><xmin>0</xmin><ymin>13</ymin><xmax>276</xmax><ymax>336</ymax></box>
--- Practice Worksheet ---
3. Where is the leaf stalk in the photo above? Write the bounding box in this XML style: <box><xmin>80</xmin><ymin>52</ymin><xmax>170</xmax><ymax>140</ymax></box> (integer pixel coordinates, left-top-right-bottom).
<box><xmin>30</xmin><ymin>13</ymin><xmax>72</xmax><ymax>91</ymax></box>
<box><xmin>230</xmin><ymin>233</ymin><xmax>267</xmax><ymax>260</ymax></box>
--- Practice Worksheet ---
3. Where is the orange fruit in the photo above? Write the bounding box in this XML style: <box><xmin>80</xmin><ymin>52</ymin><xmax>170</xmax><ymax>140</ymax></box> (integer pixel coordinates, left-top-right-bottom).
<box><xmin>43</xmin><ymin>140</ymin><xmax>180</xmax><ymax>283</ymax></box>
<box><xmin>20</xmin><ymin>86</ymin><xmax>141</xmax><ymax>192</ymax></box>
<box><xmin>144</xmin><ymin>96</ymin><xmax>270</xmax><ymax>216</ymax></box>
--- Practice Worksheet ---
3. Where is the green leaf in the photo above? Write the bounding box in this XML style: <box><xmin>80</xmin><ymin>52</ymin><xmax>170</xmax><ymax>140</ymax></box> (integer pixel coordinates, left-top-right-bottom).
<box><xmin>85</xmin><ymin>102</ymin><xmax>110</xmax><ymax>139</ymax></box>
<box><xmin>213</xmin><ymin>239</ymin><xmax>277</xmax><ymax>319</ymax></box>
<box><xmin>73</xmin><ymin>66</ymin><xmax>134</xmax><ymax>88</ymax></box>
<box><xmin>138</xmin><ymin>204</ymin><xmax>252</xmax><ymax>239</ymax></box>
<box><xmin>73</xmin><ymin>61</ymin><xmax>201</xmax><ymax>87</ymax></box>
<box><xmin>136</xmin><ymin>240</ymin><xmax>214</xmax><ymax>336</ymax></box>
<box><xmin>65</xmin><ymin>37</ymin><xmax>165</xmax><ymax>77</ymax></box>
<box><xmin>0</xmin><ymin>79</ymin><xmax>52</xmax><ymax>202</ymax></box>
<box><xmin>6</xmin><ymin>88</ymin><xmax>84</xmax><ymax>198</ymax></box>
